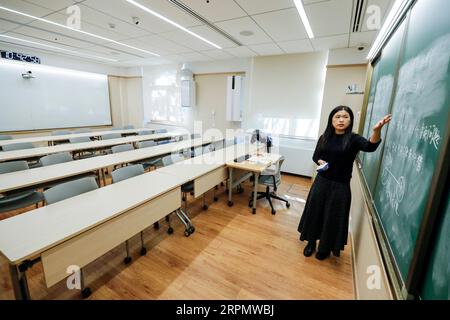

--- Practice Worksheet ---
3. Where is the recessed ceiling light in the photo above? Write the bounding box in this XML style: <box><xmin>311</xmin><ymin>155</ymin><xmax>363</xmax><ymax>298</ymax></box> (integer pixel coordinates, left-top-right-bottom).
<box><xmin>0</xmin><ymin>5</ymin><xmax>160</xmax><ymax>57</ymax></box>
<box><xmin>293</xmin><ymin>0</ymin><xmax>315</xmax><ymax>39</ymax></box>
<box><xmin>0</xmin><ymin>34</ymin><xmax>118</xmax><ymax>62</ymax></box>
<box><xmin>125</xmin><ymin>0</ymin><xmax>222</xmax><ymax>49</ymax></box>
<box><xmin>239</xmin><ymin>30</ymin><xmax>254</xmax><ymax>37</ymax></box>
<box><xmin>108</xmin><ymin>23</ymin><xmax>116</xmax><ymax>29</ymax></box>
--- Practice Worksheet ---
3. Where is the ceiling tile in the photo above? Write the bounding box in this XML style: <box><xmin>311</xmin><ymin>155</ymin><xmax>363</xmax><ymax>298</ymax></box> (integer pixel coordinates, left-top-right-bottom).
<box><xmin>121</xmin><ymin>34</ymin><xmax>192</xmax><ymax>55</ymax></box>
<box><xmin>305</xmin><ymin>0</ymin><xmax>353</xmax><ymax>37</ymax></box>
<box><xmin>248</xmin><ymin>42</ymin><xmax>284</xmax><ymax>56</ymax></box>
<box><xmin>178</xmin><ymin>0</ymin><xmax>247</xmax><ymax>22</ymax></box>
<box><xmin>225</xmin><ymin>46</ymin><xmax>257</xmax><ymax>58</ymax></box>
<box><xmin>6</xmin><ymin>26</ymin><xmax>96</xmax><ymax>49</ymax></box>
<box><xmin>0</xmin><ymin>19</ymin><xmax>22</xmax><ymax>32</ymax></box>
<box><xmin>252</xmin><ymin>8</ymin><xmax>308</xmax><ymax>42</ymax></box>
<box><xmin>215</xmin><ymin>17</ymin><xmax>272</xmax><ymax>45</ymax></box>
<box><xmin>22</xmin><ymin>0</ymin><xmax>79</xmax><ymax>12</ymax></box>
<box><xmin>71</xmin><ymin>4</ymin><xmax>150</xmax><ymax>39</ymax></box>
<box><xmin>311</xmin><ymin>34</ymin><xmax>349</xmax><ymax>51</ymax></box>
<box><xmin>159</xmin><ymin>28</ymin><xmax>218</xmax><ymax>51</ymax></box>
<box><xmin>277</xmin><ymin>39</ymin><xmax>314</xmax><ymax>53</ymax></box>
<box><xmin>166</xmin><ymin>51</ymin><xmax>212</xmax><ymax>63</ymax></box>
<box><xmin>78</xmin><ymin>45</ymin><xmax>141</xmax><ymax>60</ymax></box>
<box><xmin>0</xmin><ymin>0</ymin><xmax>52</xmax><ymax>25</ymax></box>
<box><xmin>349</xmin><ymin>30</ymin><xmax>377</xmax><ymax>47</ymax></box>
<box><xmin>82</xmin><ymin>0</ymin><xmax>195</xmax><ymax>35</ymax></box>
<box><xmin>234</xmin><ymin>0</ymin><xmax>294</xmax><ymax>15</ymax></box>
<box><xmin>188</xmin><ymin>25</ymin><xmax>238</xmax><ymax>49</ymax></box>
<box><xmin>201</xmin><ymin>49</ymin><xmax>234</xmax><ymax>60</ymax></box>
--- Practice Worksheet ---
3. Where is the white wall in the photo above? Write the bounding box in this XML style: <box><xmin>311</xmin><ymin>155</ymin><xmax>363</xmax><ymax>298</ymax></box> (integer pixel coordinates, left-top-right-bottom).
<box><xmin>319</xmin><ymin>65</ymin><xmax>368</xmax><ymax>134</ymax></box>
<box><xmin>244</xmin><ymin>52</ymin><xmax>328</xmax><ymax>138</ymax></box>
<box><xmin>141</xmin><ymin>59</ymin><xmax>251</xmax><ymax>133</ymax></box>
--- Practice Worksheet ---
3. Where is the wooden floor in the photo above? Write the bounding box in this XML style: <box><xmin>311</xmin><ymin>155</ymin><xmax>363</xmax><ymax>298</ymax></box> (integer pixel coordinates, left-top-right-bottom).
<box><xmin>0</xmin><ymin>174</ymin><xmax>354</xmax><ymax>300</ymax></box>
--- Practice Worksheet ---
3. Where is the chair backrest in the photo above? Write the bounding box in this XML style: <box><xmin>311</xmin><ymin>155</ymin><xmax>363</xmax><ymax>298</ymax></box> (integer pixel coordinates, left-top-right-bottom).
<box><xmin>138</xmin><ymin>130</ymin><xmax>153</xmax><ymax>136</ymax></box>
<box><xmin>73</xmin><ymin>128</ymin><xmax>91</xmax><ymax>134</ymax></box>
<box><xmin>262</xmin><ymin>157</ymin><xmax>285</xmax><ymax>177</ymax></box>
<box><xmin>2</xmin><ymin>142</ymin><xmax>34</xmax><ymax>151</ymax></box>
<box><xmin>103</xmin><ymin>133</ymin><xmax>122</xmax><ymax>140</ymax></box>
<box><xmin>225</xmin><ymin>139</ymin><xmax>235</xmax><ymax>147</ymax></box>
<box><xmin>40</xmin><ymin>152</ymin><xmax>73</xmax><ymax>166</ymax></box>
<box><xmin>162</xmin><ymin>153</ymin><xmax>184</xmax><ymax>166</ymax></box>
<box><xmin>123</xmin><ymin>125</ymin><xmax>135</xmax><ymax>130</ymax></box>
<box><xmin>0</xmin><ymin>135</ymin><xmax>12</xmax><ymax>140</ymax></box>
<box><xmin>193</xmin><ymin>147</ymin><xmax>203</xmax><ymax>157</ymax></box>
<box><xmin>157</xmin><ymin>140</ymin><xmax>170</xmax><ymax>145</ymax></box>
<box><xmin>0</xmin><ymin>160</ymin><xmax>29</xmax><ymax>174</ymax></box>
<box><xmin>155</xmin><ymin>129</ymin><xmax>168</xmax><ymax>134</ymax></box>
<box><xmin>44</xmin><ymin>177</ymin><xmax>98</xmax><ymax>205</ymax></box>
<box><xmin>137</xmin><ymin>140</ymin><xmax>156</xmax><ymax>149</ymax></box>
<box><xmin>111</xmin><ymin>144</ymin><xmax>134</xmax><ymax>154</ymax></box>
<box><xmin>202</xmin><ymin>144</ymin><xmax>212</xmax><ymax>154</ymax></box>
<box><xmin>111</xmin><ymin>164</ymin><xmax>145</xmax><ymax>184</ymax></box>
<box><xmin>69</xmin><ymin>136</ymin><xmax>91</xmax><ymax>144</ymax></box>
<box><xmin>52</xmin><ymin>130</ymin><xmax>72</xmax><ymax>136</ymax></box>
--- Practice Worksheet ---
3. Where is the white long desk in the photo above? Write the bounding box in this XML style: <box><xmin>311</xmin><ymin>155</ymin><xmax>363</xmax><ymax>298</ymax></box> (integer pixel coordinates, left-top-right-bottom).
<box><xmin>0</xmin><ymin>128</ymin><xmax>155</xmax><ymax>147</ymax></box>
<box><xmin>0</xmin><ymin>142</ymin><xmax>260</xmax><ymax>300</ymax></box>
<box><xmin>0</xmin><ymin>132</ymin><xmax>183</xmax><ymax>162</ymax></box>
<box><xmin>0</xmin><ymin>137</ymin><xmax>221</xmax><ymax>193</ymax></box>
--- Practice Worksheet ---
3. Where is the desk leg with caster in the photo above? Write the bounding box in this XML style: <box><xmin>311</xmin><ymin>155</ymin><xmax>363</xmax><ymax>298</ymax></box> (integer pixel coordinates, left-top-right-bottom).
<box><xmin>9</xmin><ymin>264</ymin><xmax>30</xmax><ymax>300</ymax></box>
<box><xmin>228</xmin><ymin>167</ymin><xmax>233</xmax><ymax>207</ymax></box>
<box><xmin>252</xmin><ymin>173</ymin><xmax>259</xmax><ymax>214</ymax></box>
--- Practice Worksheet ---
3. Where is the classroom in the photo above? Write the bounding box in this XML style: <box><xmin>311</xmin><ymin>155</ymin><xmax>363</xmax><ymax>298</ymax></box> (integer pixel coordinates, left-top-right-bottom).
<box><xmin>0</xmin><ymin>0</ymin><xmax>448</xmax><ymax>302</ymax></box>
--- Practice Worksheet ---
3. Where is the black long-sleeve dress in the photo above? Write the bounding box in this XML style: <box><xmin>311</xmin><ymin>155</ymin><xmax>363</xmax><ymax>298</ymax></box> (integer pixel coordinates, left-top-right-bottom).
<box><xmin>297</xmin><ymin>132</ymin><xmax>381</xmax><ymax>255</ymax></box>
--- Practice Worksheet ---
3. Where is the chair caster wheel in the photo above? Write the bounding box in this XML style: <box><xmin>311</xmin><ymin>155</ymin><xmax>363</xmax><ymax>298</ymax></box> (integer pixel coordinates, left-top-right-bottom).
<box><xmin>184</xmin><ymin>226</ymin><xmax>195</xmax><ymax>237</ymax></box>
<box><xmin>252</xmin><ymin>208</ymin><xmax>256</xmax><ymax>214</ymax></box>
<box><xmin>140</xmin><ymin>247</ymin><xmax>147</xmax><ymax>256</ymax></box>
<box><xmin>214</xmin><ymin>197</ymin><xmax>218</xmax><ymax>202</ymax></box>
<box><xmin>221</xmin><ymin>182</ymin><xmax>224</xmax><ymax>187</ymax></box>
<box><xmin>225</xmin><ymin>189</ymin><xmax>229</xmax><ymax>193</ymax></box>
<box><xmin>190</xmin><ymin>192</ymin><xmax>194</xmax><ymax>196</ymax></box>
<box><xmin>203</xmin><ymin>205</ymin><xmax>208</xmax><ymax>210</ymax></box>
<box><xmin>286</xmin><ymin>202</ymin><xmax>291</xmax><ymax>208</ymax></box>
<box><xmin>182</xmin><ymin>196</ymin><xmax>186</xmax><ymax>201</ymax></box>
<box><xmin>184</xmin><ymin>230</ymin><xmax>190</xmax><ymax>237</ymax></box>
<box><xmin>271</xmin><ymin>209</ymin><xmax>276</xmax><ymax>215</ymax></box>
<box><xmin>248</xmin><ymin>202</ymin><xmax>252</xmax><ymax>208</ymax></box>
<box><xmin>153</xmin><ymin>222</ymin><xmax>160</xmax><ymax>230</ymax></box>
<box><xmin>215</xmin><ymin>186</ymin><xmax>219</xmax><ymax>190</ymax></box>
<box><xmin>124</xmin><ymin>257</ymin><xmax>132</xmax><ymax>265</ymax></box>
<box><xmin>228</xmin><ymin>201</ymin><xmax>233</xmax><ymax>207</ymax></box>
<box><xmin>168</xmin><ymin>227</ymin><xmax>174</xmax><ymax>234</ymax></box>
<box><xmin>81</xmin><ymin>287</ymin><xmax>92</xmax><ymax>299</ymax></box>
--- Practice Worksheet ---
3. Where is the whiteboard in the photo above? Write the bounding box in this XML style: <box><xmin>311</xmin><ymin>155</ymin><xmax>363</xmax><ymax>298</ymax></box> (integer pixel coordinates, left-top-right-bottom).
<box><xmin>0</xmin><ymin>60</ymin><xmax>112</xmax><ymax>131</ymax></box>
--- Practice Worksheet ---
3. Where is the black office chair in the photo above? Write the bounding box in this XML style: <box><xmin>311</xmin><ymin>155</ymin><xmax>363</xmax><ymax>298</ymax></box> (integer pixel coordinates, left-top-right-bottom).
<box><xmin>249</xmin><ymin>157</ymin><xmax>290</xmax><ymax>215</ymax></box>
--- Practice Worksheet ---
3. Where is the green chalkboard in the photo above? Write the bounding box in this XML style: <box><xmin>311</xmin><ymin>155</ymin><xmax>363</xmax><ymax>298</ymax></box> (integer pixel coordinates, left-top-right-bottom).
<box><xmin>362</xmin><ymin>20</ymin><xmax>406</xmax><ymax>195</ymax></box>
<box><xmin>360</xmin><ymin>0</ymin><xmax>450</xmax><ymax>289</ymax></box>
<box><xmin>421</xmin><ymin>191</ymin><xmax>450</xmax><ymax>300</ymax></box>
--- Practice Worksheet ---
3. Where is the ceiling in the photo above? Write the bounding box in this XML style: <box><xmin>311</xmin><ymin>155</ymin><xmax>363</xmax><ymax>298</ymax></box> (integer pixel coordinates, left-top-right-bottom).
<box><xmin>0</xmin><ymin>0</ymin><xmax>394</xmax><ymax>67</ymax></box>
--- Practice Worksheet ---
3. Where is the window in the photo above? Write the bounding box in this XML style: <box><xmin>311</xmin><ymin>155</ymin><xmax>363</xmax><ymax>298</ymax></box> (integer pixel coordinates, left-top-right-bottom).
<box><xmin>143</xmin><ymin>70</ymin><xmax>183</xmax><ymax>124</ymax></box>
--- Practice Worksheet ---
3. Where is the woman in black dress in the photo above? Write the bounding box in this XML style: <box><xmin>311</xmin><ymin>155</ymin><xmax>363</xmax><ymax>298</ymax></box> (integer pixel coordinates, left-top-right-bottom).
<box><xmin>298</xmin><ymin>106</ymin><xmax>391</xmax><ymax>260</ymax></box>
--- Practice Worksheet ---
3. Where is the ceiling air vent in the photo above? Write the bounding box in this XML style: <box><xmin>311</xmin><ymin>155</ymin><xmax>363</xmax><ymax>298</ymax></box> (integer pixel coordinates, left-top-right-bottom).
<box><xmin>352</xmin><ymin>0</ymin><xmax>367</xmax><ymax>32</ymax></box>
<box><xmin>167</xmin><ymin>0</ymin><xmax>242</xmax><ymax>46</ymax></box>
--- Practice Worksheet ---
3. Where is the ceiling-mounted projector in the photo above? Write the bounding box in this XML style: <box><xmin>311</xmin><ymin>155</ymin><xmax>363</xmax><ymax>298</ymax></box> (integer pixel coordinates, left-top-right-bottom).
<box><xmin>22</xmin><ymin>70</ymin><xmax>35</xmax><ymax>79</ymax></box>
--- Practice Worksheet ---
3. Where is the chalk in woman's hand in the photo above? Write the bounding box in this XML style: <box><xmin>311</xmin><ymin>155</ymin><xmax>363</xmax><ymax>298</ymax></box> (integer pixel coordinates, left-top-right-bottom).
<box><xmin>317</xmin><ymin>162</ymin><xmax>329</xmax><ymax>172</ymax></box>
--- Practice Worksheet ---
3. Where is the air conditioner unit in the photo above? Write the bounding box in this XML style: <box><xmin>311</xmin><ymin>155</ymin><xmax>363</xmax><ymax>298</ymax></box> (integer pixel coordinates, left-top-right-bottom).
<box><xmin>180</xmin><ymin>66</ymin><xmax>195</xmax><ymax>107</ymax></box>
<box><xmin>226</xmin><ymin>75</ymin><xmax>244</xmax><ymax>122</ymax></box>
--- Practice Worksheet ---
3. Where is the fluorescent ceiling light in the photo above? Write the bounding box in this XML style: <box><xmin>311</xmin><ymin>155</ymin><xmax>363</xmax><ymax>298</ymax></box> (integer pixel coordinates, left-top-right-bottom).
<box><xmin>0</xmin><ymin>34</ymin><xmax>118</xmax><ymax>62</ymax></box>
<box><xmin>366</xmin><ymin>0</ymin><xmax>414</xmax><ymax>60</ymax></box>
<box><xmin>126</xmin><ymin>0</ymin><xmax>222</xmax><ymax>49</ymax></box>
<box><xmin>0</xmin><ymin>5</ymin><xmax>160</xmax><ymax>57</ymax></box>
<box><xmin>293</xmin><ymin>0</ymin><xmax>314</xmax><ymax>39</ymax></box>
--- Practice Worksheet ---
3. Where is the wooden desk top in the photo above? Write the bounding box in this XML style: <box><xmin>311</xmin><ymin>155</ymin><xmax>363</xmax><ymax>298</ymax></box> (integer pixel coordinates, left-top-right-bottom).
<box><xmin>0</xmin><ymin>132</ymin><xmax>183</xmax><ymax>162</ymax></box>
<box><xmin>0</xmin><ymin>128</ymin><xmax>154</xmax><ymax>147</ymax></box>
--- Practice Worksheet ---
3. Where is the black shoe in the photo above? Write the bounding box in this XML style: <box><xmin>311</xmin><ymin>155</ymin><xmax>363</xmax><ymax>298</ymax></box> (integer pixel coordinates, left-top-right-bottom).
<box><xmin>303</xmin><ymin>241</ymin><xmax>316</xmax><ymax>257</ymax></box>
<box><xmin>315</xmin><ymin>251</ymin><xmax>330</xmax><ymax>260</ymax></box>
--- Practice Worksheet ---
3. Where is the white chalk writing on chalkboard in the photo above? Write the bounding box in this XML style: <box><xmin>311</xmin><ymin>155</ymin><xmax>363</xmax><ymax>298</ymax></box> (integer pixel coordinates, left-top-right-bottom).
<box><xmin>380</xmin><ymin>153</ymin><xmax>406</xmax><ymax>215</ymax></box>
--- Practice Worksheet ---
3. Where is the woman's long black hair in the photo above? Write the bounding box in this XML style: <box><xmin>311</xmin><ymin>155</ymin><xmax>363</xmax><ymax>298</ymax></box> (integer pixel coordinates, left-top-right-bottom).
<box><xmin>317</xmin><ymin>106</ymin><xmax>354</xmax><ymax>152</ymax></box>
